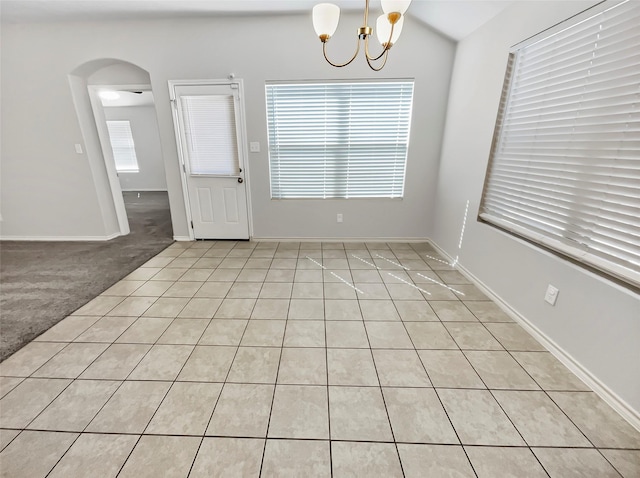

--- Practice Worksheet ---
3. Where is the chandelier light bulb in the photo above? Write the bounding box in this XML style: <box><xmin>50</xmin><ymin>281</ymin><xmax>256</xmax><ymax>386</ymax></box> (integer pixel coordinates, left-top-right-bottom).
<box><xmin>377</xmin><ymin>14</ymin><xmax>404</xmax><ymax>47</ymax></box>
<box><xmin>313</xmin><ymin>3</ymin><xmax>340</xmax><ymax>41</ymax></box>
<box><xmin>381</xmin><ymin>0</ymin><xmax>412</xmax><ymax>15</ymax></box>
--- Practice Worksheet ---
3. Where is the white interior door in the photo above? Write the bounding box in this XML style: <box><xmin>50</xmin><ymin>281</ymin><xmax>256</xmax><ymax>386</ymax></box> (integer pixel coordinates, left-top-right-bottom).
<box><xmin>171</xmin><ymin>83</ymin><xmax>249</xmax><ymax>240</ymax></box>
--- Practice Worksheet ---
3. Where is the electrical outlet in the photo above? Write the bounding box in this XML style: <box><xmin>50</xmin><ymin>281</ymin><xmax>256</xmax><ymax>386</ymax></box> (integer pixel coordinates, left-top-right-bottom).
<box><xmin>544</xmin><ymin>284</ymin><xmax>559</xmax><ymax>306</ymax></box>
<box><xmin>249</xmin><ymin>142</ymin><xmax>260</xmax><ymax>153</ymax></box>
<box><xmin>337</xmin><ymin>213</ymin><xmax>343</xmax><ymax>223</ymax></box>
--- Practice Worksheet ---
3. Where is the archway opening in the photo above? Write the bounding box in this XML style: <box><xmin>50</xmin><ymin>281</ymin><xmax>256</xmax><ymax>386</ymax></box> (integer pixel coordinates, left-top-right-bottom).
<box><xmin>69</xmin><ymin>58</ymin><xmax>172</xmax><ymax>241</ymax></box>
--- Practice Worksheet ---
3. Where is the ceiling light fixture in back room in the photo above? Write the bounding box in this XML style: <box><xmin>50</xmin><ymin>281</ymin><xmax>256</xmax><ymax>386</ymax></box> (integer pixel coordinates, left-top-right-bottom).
<box><xmin>312</xmin><ymin>0</ymin><xmax>412</xmax><ymax>71</ymax></box>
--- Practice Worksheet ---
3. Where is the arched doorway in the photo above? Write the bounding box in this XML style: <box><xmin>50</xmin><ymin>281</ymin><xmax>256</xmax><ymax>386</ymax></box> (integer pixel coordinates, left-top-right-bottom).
<box><xmin>68</xmin><ymin>59</ymin><xmax>172</xmax><ymax>240</ymax></box>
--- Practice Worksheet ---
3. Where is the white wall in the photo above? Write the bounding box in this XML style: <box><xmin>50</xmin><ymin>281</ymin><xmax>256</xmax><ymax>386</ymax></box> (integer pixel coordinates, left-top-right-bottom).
<box><xmin>432</xmin><ymin>1</ymin><xmax>640</xmax><ymax>418</ymax></box>
<box><xmin>103</xmin><ymin>105</ymin><xmax>167</xmax><ymax>191</ymax></box>
<box><xmin>0</xmin><ymin>58</ymin><xmax>108</xmax><ymax>239</ymax></box>
<box><xmin>0</xmin><ymin>13</ymin><xmax>455</xmax><ymax>240</ymax></box>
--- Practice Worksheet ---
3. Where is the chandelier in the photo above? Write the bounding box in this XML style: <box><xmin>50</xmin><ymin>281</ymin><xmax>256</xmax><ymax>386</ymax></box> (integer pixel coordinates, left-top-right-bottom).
<box><xmin>312</xmin><ymin>0</ymin><xmax>412</xmax><ymax>71</ymax></box>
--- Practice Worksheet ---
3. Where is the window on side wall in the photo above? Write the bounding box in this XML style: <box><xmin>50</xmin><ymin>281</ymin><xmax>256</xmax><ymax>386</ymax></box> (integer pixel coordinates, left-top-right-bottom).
<box><xmin>479</xmin><ymin>0</ymin><xmax>640</xmax><ymax>288</ymax></box>
<box><xmin>106</xmin><ymin>120</ymin><xmax>139</xmax><ymax>173</ymax></box>
<box><xmin>265</xmin><ymin>80</ymin><xmax>414</xmax><ymax>199</ymax></box>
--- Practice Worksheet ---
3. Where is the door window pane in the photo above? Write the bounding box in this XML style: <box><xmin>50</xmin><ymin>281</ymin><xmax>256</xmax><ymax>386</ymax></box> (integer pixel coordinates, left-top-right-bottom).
<box><xmin>180</xmin><ymin>95</ymin><xmax>239</xmax><ymax>175</ymax></box>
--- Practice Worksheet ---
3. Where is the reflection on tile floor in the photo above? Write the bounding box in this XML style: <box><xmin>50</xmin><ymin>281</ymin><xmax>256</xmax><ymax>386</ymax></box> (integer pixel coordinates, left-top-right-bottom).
<box><xmin>1</xmin><ymin>241</ymin><xmax>639</xmax><ymax>477</ymax></box>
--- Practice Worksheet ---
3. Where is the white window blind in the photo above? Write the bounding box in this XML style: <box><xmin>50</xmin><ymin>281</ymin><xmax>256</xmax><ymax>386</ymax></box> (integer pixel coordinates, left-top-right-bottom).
<box><xmin>106</xmin><ymin>120</ymin><xmax>139</xmax><ymax>173</ymax></box>
<box><xmin>266</xmin><ymin>81</ymin><xmax>414</xmax><ymax>199</ymax></box>
<box><xmin>180</xmin><ymin>94</ymin><xmax>240</xmax><ymax>176</ymax></box>
<box><xmin>480</xmin><ymin>0</ymin><xmax>640</xmax><ymax>287</ymax></box>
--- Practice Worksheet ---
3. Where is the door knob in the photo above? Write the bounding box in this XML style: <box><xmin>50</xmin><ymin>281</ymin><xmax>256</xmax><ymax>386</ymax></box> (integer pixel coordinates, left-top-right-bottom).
<box><xmin>238</xmin><ymin>177</ymin><xmax>244</xmax><ymax>183</ymax></box>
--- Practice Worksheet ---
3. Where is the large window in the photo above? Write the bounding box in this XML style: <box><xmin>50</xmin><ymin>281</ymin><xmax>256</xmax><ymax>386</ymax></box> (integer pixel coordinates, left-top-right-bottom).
<box><xmin>265</xmin><ymin>81</ymin><xmax>414</xmax><ymax>199</ymax></box>
<box><xmin>480</xmin><ymin>0</ymin><xmax>640</xmax><ymax>287</ymax></box>
<box><xmin>106</xmin><ymin>120</ymin><xmax>139</xmax><ymax>173</ymax></box>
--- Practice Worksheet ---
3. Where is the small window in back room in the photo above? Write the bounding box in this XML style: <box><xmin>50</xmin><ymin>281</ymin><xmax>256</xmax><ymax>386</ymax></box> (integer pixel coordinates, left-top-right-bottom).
<box><xmin>106</xmin><ymin>120</ymin><xmax>139</xmax><ymax>172</ymax></box>
<box><xmin>265</xmin><ymin>80</ymin><xmax>414</xmax><ymax>199</ymax></box>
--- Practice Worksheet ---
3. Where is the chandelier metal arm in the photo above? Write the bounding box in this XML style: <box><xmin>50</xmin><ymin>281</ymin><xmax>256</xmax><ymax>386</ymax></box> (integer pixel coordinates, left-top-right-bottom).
<box><xmin>366</xmin><ymin>48</ymin><xmax>390</xmax><ymax>71</ymax></box>
<box><xmin>322</xmin><ymin>36</ymin><xmax>361</xmax><ymax>68</ymax></box>
<box><xmin>364</xmin><ymin>21</ymin><xmax>395</xmax><ymax>62</ymax></box>
<box><xmin>363</xmin><ymin>0</ymin><xmax>371</xmax><ymax>26</ymax></box>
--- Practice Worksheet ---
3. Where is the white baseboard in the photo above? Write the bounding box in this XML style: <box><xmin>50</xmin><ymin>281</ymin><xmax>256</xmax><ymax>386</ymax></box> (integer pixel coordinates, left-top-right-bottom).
<box><xmin>122</xmin><ymin>189</ymin><xmax>168</xmax><ymax>192</ymax></box>
<box><xmin>251</xmin><ymin>236</ymin><xmax>430</xmax><ymax>243</ymax></box>
<box><xmin>428</xmin><ymin>240</ymin><xmax>640</xmax><ymax>432</ymax></box>
<box><xmin>0</xmin><ymin>233</ymin><xmax>121</xmax><ymax>241</ymax></box>
<box><xmin>171</xmin><ymin>236</ymin><xmax>431</xmax><ymax>243</ymax></box>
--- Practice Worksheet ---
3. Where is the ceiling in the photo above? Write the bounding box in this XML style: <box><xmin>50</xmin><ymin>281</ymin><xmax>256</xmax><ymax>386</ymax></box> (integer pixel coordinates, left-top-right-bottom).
<box><xmin>0</xmin><ymin>0</ymin><xmax>514</xmax><ymax>41</ymax></box>
<box><xmin>99</xmin><ymin>90</ymin><xmax>155</xmax><ymax>108</ymax></box>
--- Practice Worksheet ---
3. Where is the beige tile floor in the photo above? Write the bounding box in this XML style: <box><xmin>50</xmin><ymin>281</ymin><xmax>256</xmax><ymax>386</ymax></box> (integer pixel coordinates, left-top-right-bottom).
<box><xmin>1</xmin><ymin>241</ymin><xmax>639</xmax><ymax>477</ymax></box>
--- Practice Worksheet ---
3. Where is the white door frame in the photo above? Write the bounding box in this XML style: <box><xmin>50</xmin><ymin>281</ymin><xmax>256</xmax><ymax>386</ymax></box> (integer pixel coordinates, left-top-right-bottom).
<box><xmin>87</xmin><ymin>83</ymin><xmax>153</xmax><ymax>236</ymax></box>
<box><xmin>168</xmin><ymin>79</ymin><xmax>253</xmax><ymax>241</ymax></box>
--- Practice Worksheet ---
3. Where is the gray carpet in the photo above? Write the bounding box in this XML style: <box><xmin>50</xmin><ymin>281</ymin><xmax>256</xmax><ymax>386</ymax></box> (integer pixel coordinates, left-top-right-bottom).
<box><xmin>0</xmin><ymin>191</ymin><xmax>174</xmax><ymax>361</ymax></box>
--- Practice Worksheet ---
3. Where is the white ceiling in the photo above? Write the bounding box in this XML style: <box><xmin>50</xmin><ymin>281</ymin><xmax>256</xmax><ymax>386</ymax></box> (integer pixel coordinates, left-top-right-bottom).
<box><xmin>410</xmin><ymin>1</ymin><xmax>514</xmax><ymax>40</ymax></box>
<box><xmin>0</xmin><ymin>0</ymin><xmax>514</xmax><ymax>40</ymax></box>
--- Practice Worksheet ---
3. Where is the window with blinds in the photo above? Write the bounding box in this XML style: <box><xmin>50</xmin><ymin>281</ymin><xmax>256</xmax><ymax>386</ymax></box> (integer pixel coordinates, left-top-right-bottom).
<box><xmin>480</xmin><ymin>0</ymin><xmax>640</xmax><ymax>287</ymax></box>
<box><xmin>106</xmin><ymin>120</ymin><xmax>139</xmax><ymax>173</ymax></box>
<box><xmin>265</xmin><ymin>81</ymin><xmax>414</xmax><ymax>199</ymax></box>
<box><xmin>179</xmin><ymin>94</ymin><xmax>240</xmax><ymax>176</ymax></box>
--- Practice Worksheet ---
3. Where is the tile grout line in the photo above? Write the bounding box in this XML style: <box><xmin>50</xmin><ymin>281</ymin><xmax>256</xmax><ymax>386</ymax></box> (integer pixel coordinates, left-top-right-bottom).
<box><xmin>360</xmin><ymin>243</ymin><xmax>406</xmax><ymax>477</ymax></box>
<box><xmin>406</xmin><ymin>242</ymin><xmax>482</xmax><ymax>477</ymax></box>
<box><xmin>416</xmin><ymin>249</ymin><xmax>546</xmax><ymax>471</ymax></box>
<box><xmin>392</xmin><ymin>243</ymin><xmax>476</xmax><ymax>475</ymax></box>
<box><xmin>319</xmin><ymin>248</ymin><xmax>334</xmax><ymax>478</ymax></box>
<box><xmin>116</xmin><ymin>241</ymin><xmax>228</xmax><ymax>476</ymax></box>
<box><xmin>257</xmin><ymin>241</ymin><xmax>290</xmax><ymax>477</ymax></box>
<box><xmin>185</xmin><ymin>241</ymin><xmax>258</xmax><ymax>478</ymax></box>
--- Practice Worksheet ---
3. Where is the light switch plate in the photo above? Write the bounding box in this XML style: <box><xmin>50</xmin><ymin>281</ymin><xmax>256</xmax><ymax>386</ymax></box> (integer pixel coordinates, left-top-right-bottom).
<box><xmin>74</xmin><ymin>144</ymin><xmax>83</xmax><ymax>154</ymax></box>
